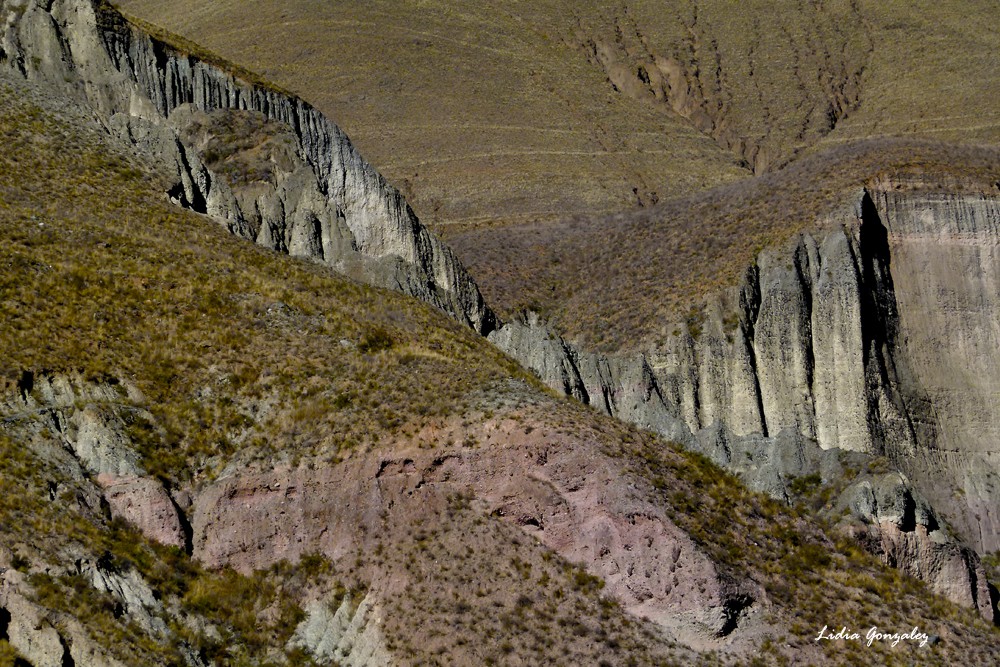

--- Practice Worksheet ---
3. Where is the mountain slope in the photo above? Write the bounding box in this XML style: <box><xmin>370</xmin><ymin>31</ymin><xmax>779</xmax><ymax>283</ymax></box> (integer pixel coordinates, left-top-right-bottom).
<box><xmin>2</xmin><ymin>9</ymin><xmax>1000</xmax><ymax>667</ymax></box>
<box><xmin>49</xmin><ymin>0</ymin><xmax>1000</xmax><ymax>614</ymax></box>
<box><xmin>110</xmin><ymin>0</ymin><xmax>1000</xmax><ymax>347</ymax></box>
<box><xmin>111</xmin><ymin>0</ymin><xmax>751</xmax><ymax>229</ymax></box>
<box><xmin>454</xmin><ymin>139</ymin><xmax>1000</xmax><ymax>351</ymax></box>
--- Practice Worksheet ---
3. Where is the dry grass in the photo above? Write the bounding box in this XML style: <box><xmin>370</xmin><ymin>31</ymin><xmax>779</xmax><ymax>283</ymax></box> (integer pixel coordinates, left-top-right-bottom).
<box><xmin>0</xmin><ymin>429</ymin><xmax>333</xmax><ymax>667</ymax></box>
<box><xmin>111</xmin><ymin>0</ymin><xmax>750</xmax><ymax>230</ymax></box>
<box><xmin>2</xmin><ymin>15</ymin><xmax>999</xmax><ymax>662</ymax></box>
<box><xmin>580</xmin><ymin>405</ymin><xmax>1000</xmax><ymax>666</ymax></box>
<box><xmin>368</xmin><ymin>489</ymin><xmax>698</xmax><ymax>667</ymax></box>
<box><xmin>95</xmin><ymin>0</ymin><xmax>294</xmax><ymax>96</ymax></box>
<box><xmin>176</xmin><ymin>108</ymin><xmax>299</xmax><ymax>187</ymax></box>
<box><xmin>0</xmin><ymin>73</ymin><xmax>536</xmax><ymax>482</ymax></box>
<box><xmin>110</xmin><ymin>0</ymin><xmax>1000</xmax><ymax>356</ymax></box>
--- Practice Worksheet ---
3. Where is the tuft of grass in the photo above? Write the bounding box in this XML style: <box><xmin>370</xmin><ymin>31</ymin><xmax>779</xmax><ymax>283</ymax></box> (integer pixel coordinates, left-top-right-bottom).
<box><xmin>358</xmin><ymin>325</ymin><xmax>394</xmax><ymax>354</ymax></box>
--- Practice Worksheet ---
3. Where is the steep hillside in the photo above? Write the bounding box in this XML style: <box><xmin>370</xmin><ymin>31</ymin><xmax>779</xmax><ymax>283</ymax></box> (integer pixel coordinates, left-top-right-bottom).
<box><xmin>2</xmin><ymin>8</ymin><xmax>1000</xmax><ymax>667</ymax></box>
<box><xmin>111</xmin><ymin>0</ymin><xmax>752</xmax><ymax>229</ymax></box>
<box><xmin>0</xmin><ymin>72</ymin><xmax>527</xmax><ymax>479</ymax></box>
<box><xmin>51</xmin><ymin>0</ymin><xmax>1000</xmax><ymax>599</ymax></box>
<box><xmin>0</xmin><ymin>69</ymin><xmax>670</xmax><ymax>666</ymax></box>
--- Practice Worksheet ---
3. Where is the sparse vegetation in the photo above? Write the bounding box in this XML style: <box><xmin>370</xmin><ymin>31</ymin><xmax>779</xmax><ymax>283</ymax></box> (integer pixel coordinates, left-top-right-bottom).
<box><xmin>98</xmin><ymin>0</ymin><xmax>294</xmax><ymax>96</ymax></box>
<box><xmin>616</xmin><ymin>430</ymin><xmax>1000</xmax><ymax>666</ymax></box>
<box><xmin>2</xmin><ymin>3</ymin><xmax>999</xmax><ymax>665</ymax></box>
<box><xmin>374</xmin><ymin>495</ymin><xmax>694</xmax><ymax>667</ymax></box>
<box><xmin>178</xmin><ymin>109</ymin><xmax>299</xmax><ymax>186</ymax></box>
<box><xmin>113</xmin><ymin>0</ymin><xmax>750</xmax><ymax>231</ymax></box>
<box><xmin>0</xmin><ymin>429</ymin><xmax>333</xmax><ymax>667</ymax></box>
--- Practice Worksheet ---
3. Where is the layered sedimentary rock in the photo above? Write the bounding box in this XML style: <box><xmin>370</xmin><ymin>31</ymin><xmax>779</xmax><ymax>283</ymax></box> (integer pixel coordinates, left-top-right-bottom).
<box><xmin>491</xmin><ymin>191</ymin><xmax>915</xmax><ymax>462</ymax></box>
<box><xmin>0</xmin><ymin>373</ymin><xmax>388</xmax><ymax>665</ymax></box>
<box><xmin>2</xmin><ymin>0</ymin><xmax>996</xmax><ymax>630</ymax></box>
<box><xmin>490</xmin><ymin>184</ymin><xmax>1000</xmax><ymax>620</ymax></box>
<box><xmin>0</xmin><ymin>0</ymin><xmax>761</xmax><ymax>649</ymax></box>
<box><xmin>0</xmin><ymin>374</ymin><xmax>759</xmax><ymax>654</ymax></box>
<box><xmin>191</xmin><ymin>416</ymin><xmax>760</xmax><ymax>640</ymax></box>
<box><xmin>874</xmin><ymin>185</ymin><xmax>1000</xmax><ymax>557</ymax></box>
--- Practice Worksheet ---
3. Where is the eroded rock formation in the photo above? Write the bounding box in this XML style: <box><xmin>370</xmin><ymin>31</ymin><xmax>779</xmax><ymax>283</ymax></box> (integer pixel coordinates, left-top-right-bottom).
<box><xmin>490</xmin><ymin>183</ymin><xmax>1000</xmax><ymax>621</ymax></box>
<box><xmin>0</xmin><ymin>0</ymin><xmax>495</xmax><ymax>334</ymax></box>
<box><xmin>1</xmin><ymin>0</ymin><xmax>996</xmax><ymax>637</ymax></box>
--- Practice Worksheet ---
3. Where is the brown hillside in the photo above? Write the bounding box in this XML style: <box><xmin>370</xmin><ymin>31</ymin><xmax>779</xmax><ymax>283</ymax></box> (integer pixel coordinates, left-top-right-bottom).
<box><xmin>3</xmin><ymin>58</ymin><xmax>1000</xmax><ymax>665</ymax></box>
<box><xmin>114</xmin><ymin>0</ymin><xmax>1000</xmax><ymax>232</ymax></box>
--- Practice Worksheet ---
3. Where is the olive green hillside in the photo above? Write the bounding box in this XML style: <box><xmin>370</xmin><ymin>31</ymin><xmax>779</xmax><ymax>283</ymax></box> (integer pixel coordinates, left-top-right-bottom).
<box><xmin>0</xmin><ymin>72</ymin><xmax>536</xmax><ymax>483</ymax></box>
<box><xmin>109</xmin><ymin>0</ymin><xmax>1000</xmax><ymax>356</ymax></box>
<box><xmin>818</xmin><ymin>0</ymin><xmax>1000</xmax><ymax>151</ymax></box>
<box><xmin>0</xmin><ymin>69</ymin><xmax>658</xmax><ymax>665</ymax></box>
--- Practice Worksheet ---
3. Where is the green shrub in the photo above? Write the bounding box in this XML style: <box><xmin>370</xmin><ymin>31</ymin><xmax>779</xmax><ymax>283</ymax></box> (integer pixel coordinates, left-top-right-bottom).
<box><xmin>358</xmin><ymin>325</ymin><xmax>394</xmax><ymax>353</ymax></box>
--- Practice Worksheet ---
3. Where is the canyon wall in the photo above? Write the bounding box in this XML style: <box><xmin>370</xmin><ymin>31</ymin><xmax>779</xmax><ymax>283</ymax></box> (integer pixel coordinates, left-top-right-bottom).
<box><xmin>492</xmin><ymin>191</ymin><xmax>916</xmax><ymax>467</ymax></box>
<box><xmin>1</xmin><ymin>0</ymin><xmax>996</xmax><ymax>625</ymax></box>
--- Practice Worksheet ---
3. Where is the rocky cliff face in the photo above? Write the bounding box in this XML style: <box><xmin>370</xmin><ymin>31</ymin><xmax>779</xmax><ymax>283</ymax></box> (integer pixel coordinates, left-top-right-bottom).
<box><xmin>0</xmin><ymin>372</ymin><xmax>188</xmax><ymax>549</ymax></box>
<box><xmin>0</xmin><ymin>567</ymin><xmax>128</xmax><ymax>667</ymax></box>
<box><xmin>490</xmin><ymin>183</ymin><xmax>1000</xmax><ymax>620</ymax></box>
<box><xmin>0</xmin><ymin>373</ymin><xmax>773</xmax><ymax>660</ymax></box>
<box><xmin>2</xmin><ymin>0</ymin><xmax>997</xmax><ymax>638</ymax></box>
<box><xmin>0</xmin><ymin>0</ymin><xmax>495</xmax><ymax>334</ymax></box>
<box><xmin>839</xmin><ymin>471</ymin><xmax>995</xmax><ymax>621</ymax></box>
<box><xmin>289</xmin><ymin>593</ymin><xmax>391</xmax><ymax>667</ymax></box>
<box><xmin>190</xmin><ymin>415</ymin><xmax>761</xmax><ymax>641</ymax></box>
<box><xmin>872</xmin><ymin>185</ymin><xmax>1000</xmax><ymax>558</ymax></box>
<box><xmin>491</xmin><ymin>190</ymin><xmax>912</xmax><ymax>461</ymax></box>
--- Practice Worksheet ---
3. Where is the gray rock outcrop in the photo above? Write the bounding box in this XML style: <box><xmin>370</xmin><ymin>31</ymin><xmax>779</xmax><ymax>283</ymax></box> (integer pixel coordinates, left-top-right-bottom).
<box><xmin>84</xmin><ymin>558</ymin><xmax>170</xmax><ymax>637</ymax></box>
<box><xmin>840</xmin><ymin>472</ymin><xmax>994</xmax><ymax>621</ymax></box>
<box><xmin>290</xmin><ymin>594</ymin><xmax>392</xmax><ymax>667</ymax></box>
<box><xmin>490</xmin><ymin>191</ymin><xmax>914</xmax><ymax>461</ymax></box>
<box><xmin>1</xmin><ymin>568</ymin><xmax>128</xmax><ymax>667</ymax></box>
<box><xmin>490</xmin><ymin>184</ymin><xmax>1000</xmax><ymax>621</ymax></box>
<box><xmin>0</xmin><ymin>371</ymin><xmax>187</xmax><ymax>550</ymax></box>
<box><xmin>0</xmin><ymin>0</ymin><xmax>496</xmax><ymax>334</ymax></box>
